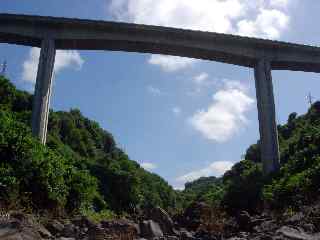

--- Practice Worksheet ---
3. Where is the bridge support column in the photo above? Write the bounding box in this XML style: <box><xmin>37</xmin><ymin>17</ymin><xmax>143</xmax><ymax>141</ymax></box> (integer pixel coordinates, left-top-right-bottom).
<box><xmin>31</xmin><ymin>38</ymin><xmax>56</xmax><ymax>144</ymax></box>
<box><xmin>254</xmin><ymin>58</ymin><xmax>280</xmax><ymax>174</ymax></box>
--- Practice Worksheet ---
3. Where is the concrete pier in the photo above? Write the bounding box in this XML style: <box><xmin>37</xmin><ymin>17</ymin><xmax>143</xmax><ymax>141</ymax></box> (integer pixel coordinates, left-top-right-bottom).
<box><xmin>31</xmin><ymin>39</ymin><xmax>56</xmax><ymax>144</ymax></box>
<box><xmin>254</xmin><ymin>59</ymin><xmax>280</xmax><ymax>174</ymax></box>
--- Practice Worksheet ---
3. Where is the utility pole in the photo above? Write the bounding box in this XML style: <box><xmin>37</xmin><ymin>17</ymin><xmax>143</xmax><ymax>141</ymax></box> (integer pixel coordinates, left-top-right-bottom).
<box><xmin>0</xmin><ymin>60</ymin><xmax>7</xmax><ymax>77</ymax></box>
<box><xmin>307</xmin><ymin>92</ymin><xmax>314</xmax><ymax>107</ymax></box>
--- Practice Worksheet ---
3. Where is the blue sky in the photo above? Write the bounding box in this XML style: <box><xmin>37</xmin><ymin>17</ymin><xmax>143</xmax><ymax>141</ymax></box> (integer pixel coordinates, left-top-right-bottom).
<box><xmin>1</xmin><ymin>0</ymin><xmax>320</xmax><ymax>189</ymax></box>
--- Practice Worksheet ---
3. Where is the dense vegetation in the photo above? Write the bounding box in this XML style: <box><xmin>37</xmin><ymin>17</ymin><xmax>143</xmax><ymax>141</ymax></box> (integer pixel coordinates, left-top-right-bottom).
<box><xmin>2</xmin><ymin>75</ymin><xmax>320</xmax><ymax>220</ymax></box>
<box><xmin>180</xmin><ymin>102</ymin><xmax>320</xmax><ymax>214</ymax></box>
<box><xmin>0</xmin><ymin>76</ymin><xmax>177</xmax><ymax>218</ymax></box>
<box><xmin>178</xmin><ymin>177</ymin><xmax>224</xmax><ymax>209</ymax></box>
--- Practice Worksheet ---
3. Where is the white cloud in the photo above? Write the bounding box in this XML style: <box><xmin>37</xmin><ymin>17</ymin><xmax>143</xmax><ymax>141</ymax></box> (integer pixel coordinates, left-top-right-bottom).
<box><xmin>193</xmin><ymin>72</ymin><xmax>209</xmax><ymax>85</ymax></box>
<box><xmin>237</xmin><ymin>8</ymin><xmax>289</xmax><ymax>39</ymax></box>
<box><xmin>172</xmin><ymin>107</ymin><xmax>181</xmax><ymax>116</ymax></box>
<box><xmin>22</xmin><ymin>47</ymin><xmax>84</xmax><ymax>83</ymax></box>
<box><xmin>176</xmin><ymin>160</ymin><xmax>234</xmax><ymax>184</ymax></box>
<box><xmin>141</xmin><ymin>162</ymin><xmax>157</xmax><ymax>171</ymax></box>
<box><xmin>109</xmin><ymin>0</ymin><xmax>244</xmax><ymax>32</ymax></box>
<box><xmin>270</xmin><ymin>0</ymin><xmax>289</xmax><ymax>8</ymax></box>
<box><xmin>109</xmin><ymin>0</ymin><xmax>292</xmax><ymax>71</ymax></box>
<box><xmin>189</xmin><ymin>80</ymin><xmax>254</xmax><ymax>142</ymax></box>
<box><xmin>148</xmin><ymin>55</ymin><xmax>196</xmax><ymax>72</ymax></box>
<box><xmin>147</xmin><ymin>85</ymin><xmax>163</xmax><ymax>96</ymax></box>
<box><xmin>188</xmin><ymin>72</ymin><xmax>216</xmax><ymax>96</ymax></box>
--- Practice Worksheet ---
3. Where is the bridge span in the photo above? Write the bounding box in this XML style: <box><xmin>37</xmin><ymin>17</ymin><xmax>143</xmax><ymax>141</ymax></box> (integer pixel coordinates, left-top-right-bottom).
<box><xmin>2</xmin><ymin>13</ymin><xmax>320</xmax><ymax>174</ymax></box>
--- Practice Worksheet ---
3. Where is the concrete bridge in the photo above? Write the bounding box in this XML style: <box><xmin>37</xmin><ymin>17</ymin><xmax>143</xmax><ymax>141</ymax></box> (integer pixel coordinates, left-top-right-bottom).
<box><xmin>1</xmin><ymin>13</ymin><xmax>320</xmax><ymax>174</ymax></box>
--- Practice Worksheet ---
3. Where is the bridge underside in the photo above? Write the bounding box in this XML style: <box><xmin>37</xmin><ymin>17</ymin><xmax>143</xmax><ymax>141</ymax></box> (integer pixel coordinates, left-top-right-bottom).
<box><xmin>1</xmin><ymin>13</ymin><xmax>320</xmax><ymax>174</ymax></box>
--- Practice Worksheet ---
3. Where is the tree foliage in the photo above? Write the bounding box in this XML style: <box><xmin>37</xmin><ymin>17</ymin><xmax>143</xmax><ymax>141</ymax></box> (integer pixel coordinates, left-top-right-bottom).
<box><xmin>0</xmin><ymin>76</ymin><xmax>177</xmax><ymax>216</ymax></box>
<box><xmin>180</xmin><ymin>101</ymin><xmax>320</xmax><ymax>214</ymax></box>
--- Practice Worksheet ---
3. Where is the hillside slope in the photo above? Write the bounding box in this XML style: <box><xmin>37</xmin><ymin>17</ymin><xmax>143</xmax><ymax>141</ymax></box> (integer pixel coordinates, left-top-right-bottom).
<box><xmin>0</xmin><ymin>76</ymin><xmax>177</xmax><ymax>217</ymax></box>
<box><xmin>180</xmin><ymin>102</ymin><xmax>320</xmax><ymax>215</ymax></box>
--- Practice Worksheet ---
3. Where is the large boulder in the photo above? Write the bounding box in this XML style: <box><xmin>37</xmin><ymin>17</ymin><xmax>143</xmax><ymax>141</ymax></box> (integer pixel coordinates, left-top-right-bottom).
<box><xmin>0</xmin><ymin>212</ymin><xmax>46</xmax><ymax>240</ymax></box>
<box><xmin>149</xmin><ymin>207</ymin><xmax>175</xmax><ymax>235</ymax></box>
<box><xmin>177</xmin><ymin>202</ymin><xmax>213</xmax><ymax>231</ymax></box>
<box><xmin>276</xmin><ymin>226</ymin><xmax>320</xmax><ymax>240</ymax></box>
<box><xmin>61</xmin><ymin>223</ymin><xmax>77</xmax><ymax>238</ymax></box>
<box><xmin>100</xmin><ymin>219</ymin><xmax>139</xmax><ymax>239</ymax></box>
<box><xmin>236</xmin><ymin>211</ymin><xmax>252</xmax><ymax>231</ymax></box>
<box><xmin>88</xmin><ymin>225</ymin><xmax>107</xmax><ymax>240</ymax></box>
<box><xmin>45</xmin><ymin>219</ymin><xmax>64</xmax><ymax>236</ymax></box>
<box><xmin>140</xmin><ymin>220</ymin><xmax>163</xmax><ymax>239</ymax></box>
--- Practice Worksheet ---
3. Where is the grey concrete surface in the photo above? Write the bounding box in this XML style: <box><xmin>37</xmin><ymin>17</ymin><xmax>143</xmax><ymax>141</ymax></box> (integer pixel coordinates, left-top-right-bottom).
<box><xmin>31</xmin><ymin>38</ymin><xmax>55</xmax><ymax>144</ymax></box>
<box><xmin>1</xmin><ymin>13</ymin><xmax>320</xmax><ymax>72</ymax></box>
<box><xmin>254</xmin><ymin>59</ymin><xmax>280</xmax><ymax>174</ymax></box>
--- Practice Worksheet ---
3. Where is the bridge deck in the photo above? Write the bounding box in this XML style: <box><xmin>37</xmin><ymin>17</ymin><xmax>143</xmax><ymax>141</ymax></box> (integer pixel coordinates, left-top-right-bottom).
<box><xmin>1</xmin><ymin>13</ymin><xmax>320</xmax><ymax>72</ymax></box>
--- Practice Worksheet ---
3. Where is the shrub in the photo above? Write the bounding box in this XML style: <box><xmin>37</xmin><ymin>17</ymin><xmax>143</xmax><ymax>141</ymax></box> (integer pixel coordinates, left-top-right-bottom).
<box><xmin>222</xmin><ymin>160</ymin><xmax>264</xmax><ymax>214</ymax></box>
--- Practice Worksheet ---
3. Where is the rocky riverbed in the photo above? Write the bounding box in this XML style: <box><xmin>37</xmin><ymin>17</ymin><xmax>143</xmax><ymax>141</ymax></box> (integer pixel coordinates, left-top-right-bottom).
<box><xmin>1</xmin><ymin>202</ymin><xmax>320</xmax><ymax>239</ymax></box>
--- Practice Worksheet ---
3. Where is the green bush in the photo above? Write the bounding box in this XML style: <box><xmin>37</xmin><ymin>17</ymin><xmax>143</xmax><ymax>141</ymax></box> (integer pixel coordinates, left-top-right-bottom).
<box><xmin>222</xmin><ymin>160</ymin><xmax>264</xmax><ymax>213</ymax></box>
<box><xmin>0</xmin><ymin>77</ymin><xmax>178</xmax><ymax>216</ymax></box>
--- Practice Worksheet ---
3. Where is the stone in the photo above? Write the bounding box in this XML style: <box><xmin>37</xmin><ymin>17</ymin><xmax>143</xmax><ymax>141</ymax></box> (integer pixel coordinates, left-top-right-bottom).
<box><xmin>178</xmin><ymin>202</ymin><xmax>213</xmax><ymax>231</ymax></box>
<box><xmin>72</xmin><ymin>216</ymin><xmax>95</xmax><ymax>229</ymax></box>
<box><xmin>276</xmin><ymin>226</ymin><xmax>317</xmax><ymax>240</ymax></box>
<box><xmin>226</xmin><ymin>238</ymin><xmax>246</xmax><ymax>240</ymax></box>
<box><xmin>0</xmin><ymin>219</ymin><xmax>42</xmax><ymax>240</ymax></box>
<box><xmin>88</xmin><ymin>225</ymin><xmax>106</xmax><ymax>240</ymax></box>
<box><xmin>149</xmin><ymin>207</ymin><xmax>175</xmax><ymax>235</ymax></box>
<box><xmin>45</xmin><ymin>219</ymin><xmax>64</xmax><ymax>236</ymax></box>
<box><xmin>140</xmin><ymin>220</ymin><xmax>163</xmax><ymax>238</ymax></box>
<box><xmin>237</xmin><ymin>211</ymin><xmax>252</xmax><ymax>231</ymax></box>
<box><xmin>253</xmin><ymin>220</ymin><xmax>278</xmax><ymax>233</ymax></box>
<box><xmin>285</xmin><ymin>212</ymin><xmax>305</xmax><ymax>225</ymax></box>
<box><xmin>37</xmin><ymin>224</ymin><xmax>52</xmax><ymax>238</ymax></box>
<box><xmin>180</xmin><ymin>229</ymin><xmax>195</xmax><ymax>239</ymax></box>
<box><xmin>0</xmin><ymin>223</ymin><xmax>19</xmax><ymax>239</ymax></box>
<box><xmin>61</xmin><ymin>223</ymin><xmax>77</xmax><ymax>238</ymax></box>
<box><xmin>100</xmin><ymin>219</ymin><xmax>139</xmax><ymax>239</ymax></box>
<box><xmin>302</xmin><ymin>224</ymin><xmax>315</xmax><ymax>233</ymax></box>
<box><xmin>166</xmin><ymin>236</ymin><xmax>179</xmax><ymax>240</ymax></box>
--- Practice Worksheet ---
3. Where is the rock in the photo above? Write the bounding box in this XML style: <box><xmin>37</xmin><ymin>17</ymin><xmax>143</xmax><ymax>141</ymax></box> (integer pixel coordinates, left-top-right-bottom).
<box><xmin>0</xmin><ymin>215</ymin><xmax>42</xmax><ymax>240</ymax></box>
<box><xmin>88</xmin><ymin>225</ymin><xmax>106</xmax><ymax>240</ymax></box>
<box><xmin>149</xmin><ymin>207</ymin><xmax>175</xmax><ymax>235</ymax></box>
<box><xmin>140</xmin><ymin>220</ymin><xmax>163</xmax><ymax>238</ymax></box>
<box><xmin>285</xmin><ymin>212</ymin><xmax>305</xmax><ymax>225</ymax></box>
<box><xmin>72</xmin><ymin>216</ymin><xmax>95</xmax><ymax>229</ymax></box>
<box><xmin>253</xmin><ymin>220</ymin><xmax>278</xmax><ymax>233</ymax></box>
<box><xmin>45</xmin><ymin>219</ymin><xmax>64</xmax><ymax>236</ymax></box>
<box><xmin>276</xmin><ymin>226</ymin><xmax>318</xmax><ymax>240</ymax></box>
<box><xmin>237</xmin><ymin>211</ymin><xmax>252</xmax><ymax>231</ymax></box>
<box><xmin>302</xmin><ymin>223</ymin><xmax>315</xmax><ymax>233</ymax></box>
<box><xmin>100</xmin><ymin>219</ymin><xmax>139</xmax><ymax>239</ymax></box>
<box><xmin>223</xmin><ymin>217</ymin><xmax>239</xmax><ymax>237</ymax></box>
<box><xmin>248</xmin><ymin>233</ymin><xmax>273</xmax><ymax>240</ymax></box>
<box><xmin>194</xmin><ymin>229</ymin><xmax>217</xmax><ymax>240</ymax></box>
<box><xmin>180</xmin><ymin>229</ymin><xmax>196</xmax><ymax>239</ymax></box>
<box><xmin>61</xmin><ymin>223</ymin><xmax>77</xmax><ymax>238</ymax></box>
<box><xmin>178</xmin><ymin>202</ymin><xmax>213</xmax><ymax>232</ymax></box>
<box><xmin>37</xmin><ymin>224</ymin><xmax>52</xmax><ymax>238</ymax></box>
<box><xmin>166</xmin><ymin>236</ymin><xmax>179</xmax><ymax>240</ymax></box>
<box><xmin>226</xmin><ymin>238</ymin><xmax>246</xmax><ymax>240</ymax></box>
<box><xmin>0</xmin><ymin>223</ymin><xmax>20</xmax><ymax>239</ymax></box>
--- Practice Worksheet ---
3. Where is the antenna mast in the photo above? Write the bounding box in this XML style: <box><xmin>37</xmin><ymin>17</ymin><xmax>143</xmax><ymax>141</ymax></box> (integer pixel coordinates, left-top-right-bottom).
<box><xmin>307</xmin><ymin>92</ymin><xmax>314</xmax><ymax>106</ymax></box>
<box><xmin>0</xmin><ymin>60</ymin><xmax>7</xmax><ymax>77</ymax></box>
